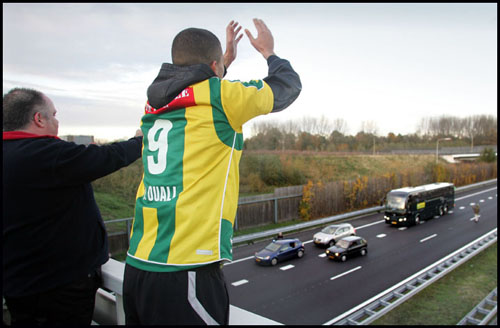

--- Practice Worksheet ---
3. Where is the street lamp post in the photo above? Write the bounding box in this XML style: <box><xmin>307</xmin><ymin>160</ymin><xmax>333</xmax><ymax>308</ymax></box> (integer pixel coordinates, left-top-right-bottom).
<box><xmin>436</xmin><ymin>137</ymin><xmax>452</xmax><ymax>164</ymax></box>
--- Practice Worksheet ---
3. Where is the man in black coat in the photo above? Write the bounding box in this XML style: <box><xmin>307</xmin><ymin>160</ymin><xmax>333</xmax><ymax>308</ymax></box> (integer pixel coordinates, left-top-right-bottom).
<box><xmin>2</xmin><ymin>88</ymin><xmax>143</xmax><ymax>325</ymax></box>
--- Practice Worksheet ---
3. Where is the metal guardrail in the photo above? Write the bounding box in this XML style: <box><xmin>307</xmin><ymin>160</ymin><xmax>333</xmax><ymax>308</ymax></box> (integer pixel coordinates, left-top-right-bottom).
<box><xmin>326</xmin><ymin>228</ymin><xmax>498</xmax><ymax>325</ymax></box>
<box><xmin>94</xmin><ymin>229</ymin><xmax>497</xmax><ymax>326</ymax></box>
<box><xmin>233</xmin><ymin>205</ymin><xmax>384</xmax><ymax>244</ymax></box>
<box><xmin>95</xmin><ymin>179</ymin><xmax>496</xmax><ymax>325</ymax></box>
<box><xmin>104</xmin><ymin>179</ymin><xmax>497</xmax><ymax>238</ymax></box>
<box><xmin>232</xmin><ymin>178</ymin><xmax>497</xmax><ymax>245</ymax></box>
<box><xmin>103</xmin><ymin>179</ymin><xmax>497</xmax><ymax>245</ymax></box>
<box><xmin>457</xmin><ymin>287</ymin><xmax>497</xmax><ymax>325</ymax></box>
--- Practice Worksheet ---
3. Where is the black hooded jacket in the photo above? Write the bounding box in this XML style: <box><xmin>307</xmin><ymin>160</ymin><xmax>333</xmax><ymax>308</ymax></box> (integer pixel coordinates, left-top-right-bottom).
<box><xmin>147</xmin><ymin>55</ymin><xmax>301</xmax><ymax>113</ymax></box>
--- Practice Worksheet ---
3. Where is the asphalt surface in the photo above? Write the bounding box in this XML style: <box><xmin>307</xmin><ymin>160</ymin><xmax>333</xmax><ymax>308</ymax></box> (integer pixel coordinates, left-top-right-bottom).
<box><xmin>222</xmin><ymin>183</ymin><xmax>498</xmax><ymax>325</ymax></box>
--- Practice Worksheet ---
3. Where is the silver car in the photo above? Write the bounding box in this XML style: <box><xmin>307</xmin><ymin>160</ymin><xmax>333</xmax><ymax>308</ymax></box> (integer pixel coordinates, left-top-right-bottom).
<box><xmin>313</xmin><ymin>223</ymin><xmax>356</xmax><ymax>247</ymax></box>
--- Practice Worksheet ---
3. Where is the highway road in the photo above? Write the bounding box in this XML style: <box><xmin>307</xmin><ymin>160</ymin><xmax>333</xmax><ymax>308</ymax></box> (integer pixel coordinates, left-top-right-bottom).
<box><xmin>222</xmin><ymin>183</ymin><xmax>497</xmax><ymax>325</ymax></box>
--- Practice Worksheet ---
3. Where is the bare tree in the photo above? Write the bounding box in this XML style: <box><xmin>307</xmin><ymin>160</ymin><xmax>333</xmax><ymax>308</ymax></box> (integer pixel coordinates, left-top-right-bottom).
<box><xmin>464</xmin><ymin>115</ymin><xmax>483</xmax><ymax>151</ymax></box>
<box><xmin>416</xmin><ymin>117</ymin><xmax>431</xmax><ymax>138</ymax></box>
<box><xmin>359</xmin><ymin>120</ymin><xmax>379</xmax><ymax>136</ymax></box>
<box><xmin>332</xmin><ymin>118</ymin><xmax>349</xmax><ymax>135</ymax></box>
<box><xmin>315</xmin><ymin>115</ymin><xmax>334</xmax><ymax>136</ymax></box>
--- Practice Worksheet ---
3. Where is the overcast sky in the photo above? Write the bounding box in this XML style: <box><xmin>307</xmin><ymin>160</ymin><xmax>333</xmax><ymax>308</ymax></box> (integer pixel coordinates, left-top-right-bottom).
<box><xmin>3</xmin><ymin>3</ymin><xmax>497</xmax><ymax>142</ymax></box>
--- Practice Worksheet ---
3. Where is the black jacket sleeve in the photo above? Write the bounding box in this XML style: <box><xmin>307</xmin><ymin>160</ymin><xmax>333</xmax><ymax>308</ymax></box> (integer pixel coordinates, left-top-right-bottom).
<box><xmin>263</xmin><ymin>55</ymin><xmax>302</xmax><ymax>113</ymax></box>
<box><xmin>53</xmin><ymin>136</ymin><xmax>143</xmax><ymax>186</ymax></box>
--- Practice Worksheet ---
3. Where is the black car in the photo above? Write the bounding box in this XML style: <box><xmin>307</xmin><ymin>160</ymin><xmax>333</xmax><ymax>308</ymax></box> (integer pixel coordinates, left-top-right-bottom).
<box><xmin>325</xmin><ymin>236</ymin><xmax>367</xmax><ymax>262</ymax></box>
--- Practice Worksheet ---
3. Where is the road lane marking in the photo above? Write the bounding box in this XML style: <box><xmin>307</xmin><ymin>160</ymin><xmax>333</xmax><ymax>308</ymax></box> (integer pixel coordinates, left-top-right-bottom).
<box><xmin>480</xmin><ymin>199</ymin><xmax>485</xmax><ymax>202</ymax></box>
<box><xmin>398</xmin><ymin>227</ymin><xmax>407</xmax><ymax>231</ymax></box>
<box><xmin>229</xmin><ymin>305</ymin><xmax>282</xmax><ymax>325</ymax></box>
<box><xmin>330</xmin><ymin>266</ymin><xmax>362</xmax><ymax>281</ymax></box>
<box><xmin>228</xmin><ymin>186</ymin><xmax>496</xmax><ymax>266</ymax></box>
<box><xmin>376</xmin><ymin>234</ymin><xmax>386</xmax><ymax>238</ymax></box>
<box><xmin>323</xmin><ymin>228</ymin><xmax>497</xmax><ymax>325</ymax></box>
<box><xmin>459</xmin><ymin>206</ymin><xmax>465</xmax><ymax>210</ymax></box>
<box><xmin>225</xmin><ymin>255</ymin><xmax>254</xmax><ymax>265</ymax></box>
<box><xmin>455</xmin><ymin>187</ymin><xmax>497</xmax><ymax>201</ymax></box>
<box><xmin>318</xmin><ymin>253</ymin><xmax>327</xmax><ymax>258</ymax></box>
<box><xmin>231</xmin><ymin>279</ymin><xmax>249</xmax><ymax>287</ymax></box>
<box><xmin>357</xmin><ymin>220</ymin><xmax>385</xmax><ymax>229</ymax></box>
<box><xmin>420</xmin><ymin>234</ymin><xmax>437</xmax><ymax>243</ymax></box>
<box><xmin>280</xmin><ymin>264</ymin><xmax>295</xmax><ymax>271</ymax></box>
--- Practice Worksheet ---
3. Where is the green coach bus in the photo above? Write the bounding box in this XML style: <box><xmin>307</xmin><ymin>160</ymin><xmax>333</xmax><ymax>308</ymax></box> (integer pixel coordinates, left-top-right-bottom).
<box><xmin>384</xmin><ymin>182</ymin><xmax>455</xmax><ymax>227</ymax></box>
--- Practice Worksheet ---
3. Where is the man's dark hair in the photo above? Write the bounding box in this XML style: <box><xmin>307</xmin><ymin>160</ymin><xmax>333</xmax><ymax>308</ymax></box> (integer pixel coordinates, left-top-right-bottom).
<box><xmin>171</xmin><ymin>28</ymin><xmax>223</xmax><ymax>66</ymax></box>
<box><xmin>3</xmin><ymin>88</ymin><xmax>47</xmax><ymax>131</ymax></box>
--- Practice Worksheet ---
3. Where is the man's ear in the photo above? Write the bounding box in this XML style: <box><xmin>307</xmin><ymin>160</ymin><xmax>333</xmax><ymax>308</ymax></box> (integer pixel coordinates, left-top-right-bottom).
<box><xmin>209</xmin><ymin>60</ymin><xmax>218</xmax><ymax>75</ymax></box>
<box><xmin>33</xmin><ymin>112</ymin><xmax>44</xmax><ymax>128</ymax></box>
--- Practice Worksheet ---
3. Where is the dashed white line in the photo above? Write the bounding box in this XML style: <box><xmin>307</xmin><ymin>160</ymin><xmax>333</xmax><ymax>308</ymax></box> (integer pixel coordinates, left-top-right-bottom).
<box><xmin>376</xmin><ymin>234</ymin><xmax>386</xmax><ymax>238</ymax></box>
<box><xmin>225</xmin><ymin>255</ymin><xmax>254</xmax><ymax>265</ymax></box>
<box><xmin>420</xmin><ymin>234</ymin><xmax>437</xmax><ymax>243</ymax></box>
<box><xmin>228</xmin><ymin>186</ymin><xmax>496</xmax><ymax>266</ymax></box>
<box><xmin>280</xmin><ymin>264</ymin><xmax>295</xmax><ymax>271</ymax></box>
<box><xmin>330</xmin><ymin>266</ymin><xmax>362</xmax><ymax>281</ymax></box>
<box><xmin>357</xmin><ymin>220</ymin><xmax>385</xmax><ymax>229</ymax></box>
<box><xmin>455</xmin><ymin>187</ymin><xmax>497</xmax><ymax>201</ymax></box>
<box><xmin>232</xmin><ymin>279</ymin><xmax>249</xmax><ymax>287</ymax></box>
<box><xmin>318</xmin><ymin>253</ymin><xmax>327</xmax><ymax>258</ymax></box>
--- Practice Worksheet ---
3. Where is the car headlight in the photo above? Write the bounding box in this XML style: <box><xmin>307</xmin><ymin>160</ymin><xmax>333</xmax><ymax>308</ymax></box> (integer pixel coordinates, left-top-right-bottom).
<box><xmin>335</xmin><ymin>253</ymin><xmax>339</xmax><ymax>256</ymax></box>
<box><xmin>326</xmin><ymin>250</ymin><xmax>330</xmax><ymax>254</ymax></box>
<box><xmin>384</xmin><ymin>216</ymin><xmax>389</xmax><ymax>220</ymax></box>
<box><xmin>264</xmin><ymin>256</ymin><xmax>270</xmax><ymax>260</ymax></box>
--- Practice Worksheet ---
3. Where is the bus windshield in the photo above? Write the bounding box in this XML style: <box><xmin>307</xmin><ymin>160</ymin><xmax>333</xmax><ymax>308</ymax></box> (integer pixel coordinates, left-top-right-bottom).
<box><xmin>386</xmin><ymin>193</ymin><xmax>407</xmax><ymax>210</ymax></box>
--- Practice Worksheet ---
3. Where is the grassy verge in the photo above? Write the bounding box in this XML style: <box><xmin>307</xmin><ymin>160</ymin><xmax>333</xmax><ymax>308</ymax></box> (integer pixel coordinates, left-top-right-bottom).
<box><xmin>372</xmin><ymin>242</ymin><xmax>497</xmax><ymax>325</ymax></box>
<box><xmin>93</xmin><ymin>191</ymin><xmax>135</xmax><ymax>234</ymax></box>
<box><xmin>93</xmin><ymin>191</ymin><xmax>135</xmax><ymax>220</ymax></box>
<box><xmin>233</xmin><ymin>219</ymin><xmax>305</xmax><ymax>238</ymax></box>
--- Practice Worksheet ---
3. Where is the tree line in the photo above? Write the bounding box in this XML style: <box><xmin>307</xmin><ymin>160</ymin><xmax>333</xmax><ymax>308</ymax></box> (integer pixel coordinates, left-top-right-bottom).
<box><xmin>299</xmin><ymin>161</ymin><xmax>497</xmax><ymax>221</ymax></box>
<box><xmin>244</xmin><ymin>114</ymin><xmax>497</xmax><ymax>152</ymax></box>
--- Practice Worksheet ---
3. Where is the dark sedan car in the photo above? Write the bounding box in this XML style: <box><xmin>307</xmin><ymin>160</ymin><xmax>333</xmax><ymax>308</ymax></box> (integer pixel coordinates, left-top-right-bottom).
<box><xmin>325</xmin><ymin>236</ymin><xmax>367</xmax><ymax>262</ymax></box>
<box><xmin>255</xmin><ymin>238</ymin><xmax>305</xmax><ymax>266</ymax></box>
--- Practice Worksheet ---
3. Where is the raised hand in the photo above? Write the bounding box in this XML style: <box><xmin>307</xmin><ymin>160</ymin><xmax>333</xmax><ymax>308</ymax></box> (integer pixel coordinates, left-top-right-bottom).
<box><xmin>245</xmin><ymin>18</ymin><xmax>276</xmax><ymax>59</ymax></box>
<box><xmin>224</xmin><ymin>20</ymin><xmax>243</xmax><ymax>69</ymax></box>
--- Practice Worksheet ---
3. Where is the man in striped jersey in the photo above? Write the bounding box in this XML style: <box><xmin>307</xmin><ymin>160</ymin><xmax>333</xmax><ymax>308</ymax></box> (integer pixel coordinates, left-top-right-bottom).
<box><xmin>123</xmin><ymin>18</ymin><xmax>301</xmax><ymax>325</ymax></box>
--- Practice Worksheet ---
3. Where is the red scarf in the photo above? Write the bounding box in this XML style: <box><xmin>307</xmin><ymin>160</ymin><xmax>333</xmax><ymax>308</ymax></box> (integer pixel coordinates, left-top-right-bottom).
<box><xmin>3</xmin><ymin>131</ymin><xmax>60</xmax><ymax>140</ymax></box>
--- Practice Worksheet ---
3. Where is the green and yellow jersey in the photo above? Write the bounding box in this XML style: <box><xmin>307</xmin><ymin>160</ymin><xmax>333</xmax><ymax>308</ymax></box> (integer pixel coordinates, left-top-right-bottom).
<box><xmin>126</xmin><ymin>77</ymin><xmax>274</xmax><ymax>271</ymax></box>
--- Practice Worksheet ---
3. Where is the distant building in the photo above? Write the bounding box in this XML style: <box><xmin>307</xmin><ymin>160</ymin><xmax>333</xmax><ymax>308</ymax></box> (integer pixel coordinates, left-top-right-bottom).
<box><xmin>60</xmin><ymin>135</ymin><xmax>94</xmax><ymax>145</ymax></box>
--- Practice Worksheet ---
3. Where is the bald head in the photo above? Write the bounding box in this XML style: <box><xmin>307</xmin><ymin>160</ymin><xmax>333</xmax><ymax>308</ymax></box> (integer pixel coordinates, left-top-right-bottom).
<box><xmin>3</xmin><ymin>88</ymin><xmax>59</xmax><ymax>136</ymax></box>
<box><xmin>3</xmin><ymin>88</ymin><xmax>47</xmax><ymax>131</ymax></box>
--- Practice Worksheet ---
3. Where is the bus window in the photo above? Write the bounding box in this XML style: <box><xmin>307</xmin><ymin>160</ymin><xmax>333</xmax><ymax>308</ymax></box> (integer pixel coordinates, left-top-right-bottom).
<box><xmin>386</xmin><ymin>193</ymin><xmax>406</xmax><ymax>210</ymax></box>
